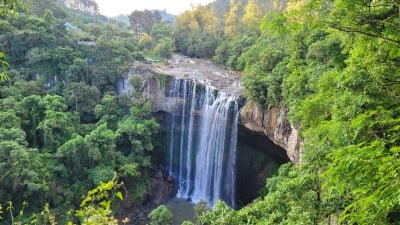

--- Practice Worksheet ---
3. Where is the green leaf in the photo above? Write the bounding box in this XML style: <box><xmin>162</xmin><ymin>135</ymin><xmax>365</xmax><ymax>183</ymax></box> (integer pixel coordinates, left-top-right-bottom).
<box><xmin>115</xmin><ymin>191</ymin><xmax>123</xmax><ymax>200</ymax></box>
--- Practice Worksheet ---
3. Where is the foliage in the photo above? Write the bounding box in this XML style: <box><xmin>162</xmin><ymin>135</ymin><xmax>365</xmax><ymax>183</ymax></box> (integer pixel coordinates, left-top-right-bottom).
<box><xmin>129</xmin><ymin>10</ymin><xmax>161</xmax><ymax>41</ymax></box>
<box><xmin>194</xmin><ymin>201</ymin><xmax>208</xmax><ymax>220</ymax></box>
<box><xmin>0</xmin><ymin>0</ymin><xmax>25</xmax><ymax>17</ymax></box>
<box><xmin>0</xmin><ymin>0</ymin><xmax>160</xmax><ymax>223</ymax></box>
<box><xmin>174</xmin><ymin>5</ymin><xmax>221</xmax><ymax>58</ymax></box>
<box><xmin>2</xmin><ymin>177</ymin><xmax>127</xmax><ymax>224</ymax></box>
<box><xmin>0</xmin><ymin>52</ymin><xmax>9</xmax><ymax>80</ymax></box>
<box><xmin>224</xmin><ymin>1</ymin><xmax>242</xmax><ymax>37</ymax></box>
<box><xmin>181</xmin><ymin>221</ymin><xmax>194</xmax><ymax>225</ymax></box>
<box><xmin>151</xmin><ymin>22</ymin><xmax>173</xmax><ymax>42</ymax></box>
<box><xmin>153</xmin><ymin>37</ymin><xmax>175</xmax><ymax>59</ymax></box>
<box><xmin>75</xmin><ymin>178</ymin><xmax>124</xmax><ymax>225</ymax></box>
<box><xmin>0</xmin><ymin>0</ymin><xmax>25</xmax><ymax>80</ymax></box>
<box><xmin>116</xmin><ymin>103</ymin><xmax>159</xmax><ymax>166</ymax></box>
<box><xmin>213</xmin><ymin>36</ymin><xmax>256</xmax><ymax>70</ymax></box>
<box><xmin>199</xmin><ymin>201</ymin><xmax>237</xmax><ymax>225</ymax></box>
<box><xmin>148</xmin><ymin>205</ymin><xmax>173</xmax><ymax>225</ymax></box>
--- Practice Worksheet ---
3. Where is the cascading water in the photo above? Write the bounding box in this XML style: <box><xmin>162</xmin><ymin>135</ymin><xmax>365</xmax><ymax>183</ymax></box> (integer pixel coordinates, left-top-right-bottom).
<box><xmin>166</xmin><ymin>78</ymin><xmax>240</xmax><ymax>208</ymax></box>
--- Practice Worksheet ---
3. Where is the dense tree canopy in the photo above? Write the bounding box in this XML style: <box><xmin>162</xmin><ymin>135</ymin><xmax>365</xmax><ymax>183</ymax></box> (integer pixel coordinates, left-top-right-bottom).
<box><xmin>0</xmin><ymin>0</ymin><xmax>161</xmax><ymax>223</ymax></box>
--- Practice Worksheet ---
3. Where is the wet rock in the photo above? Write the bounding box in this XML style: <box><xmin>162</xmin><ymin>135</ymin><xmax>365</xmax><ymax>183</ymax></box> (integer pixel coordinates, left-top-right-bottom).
<box><xmin>154</xmin><ymin>170</ymin><xmax>163</xmax><ymax>179</ymax></box>
<box><xmin>150</xmin><ymin>170</ymin><xmax>174</xmax><ymax>206</ymax></box>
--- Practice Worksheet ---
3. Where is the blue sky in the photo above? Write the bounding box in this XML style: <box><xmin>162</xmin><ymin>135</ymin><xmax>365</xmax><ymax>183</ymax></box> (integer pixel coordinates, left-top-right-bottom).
<box><xmin>95</xmin><ymin>0</ymin><xmax>215</xmax><ymax>16</ymax></box>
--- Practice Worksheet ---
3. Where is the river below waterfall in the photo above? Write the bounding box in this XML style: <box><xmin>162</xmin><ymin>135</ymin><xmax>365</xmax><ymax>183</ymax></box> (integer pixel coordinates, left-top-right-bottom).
<box><xmin>166</xmin><ymin>198</ymin><xmax>196</xmax><ymax>225</ymax></box>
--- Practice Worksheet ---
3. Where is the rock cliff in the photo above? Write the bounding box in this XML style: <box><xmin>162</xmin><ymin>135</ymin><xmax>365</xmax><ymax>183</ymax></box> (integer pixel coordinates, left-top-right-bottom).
<box><xmin>239</xmin><ymin>101</ymin><xmax>301</xmax><ymax>163</ymax></box>
<box><xmin>60</xmin><ymin>0</ymin><xmax>99</xmax><ymax>14</ymax></box>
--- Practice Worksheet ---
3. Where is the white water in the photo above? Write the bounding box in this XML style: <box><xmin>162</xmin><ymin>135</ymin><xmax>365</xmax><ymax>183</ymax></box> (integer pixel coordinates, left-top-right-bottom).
<box><xmin>167</xmin><ymin>78</ymin><xmax>240</xmax><ymax>207</ymax></box>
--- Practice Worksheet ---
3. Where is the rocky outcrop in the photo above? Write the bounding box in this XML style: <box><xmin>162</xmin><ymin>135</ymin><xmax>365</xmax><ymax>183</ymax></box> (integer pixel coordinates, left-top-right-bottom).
<box><xmin>61</xmin><ymin>0</ymin><xmax>99</xmax><ymax>14</ymax></box>
<box><xmin>149</xmin><ymin>169</ymin><xmax>174</xmax><ymax>205</ymax></box>
<box><xmin>239</xmin><ymin>101</ymin><xmax>302</xmax><ymax>163</ymax></box>
<box><xmin>118</xmin><ymin>65</ymin><xmax>179</xmax><ymax>114</ymax></box>
<box><xmin>125</xmin><ymin>54</ymin><xmax>243</xmax><ymax>95</ymax></box>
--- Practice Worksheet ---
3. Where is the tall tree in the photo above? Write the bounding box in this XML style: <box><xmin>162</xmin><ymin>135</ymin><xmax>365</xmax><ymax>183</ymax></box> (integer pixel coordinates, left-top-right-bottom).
<box><xmin>174</xmin><ymin>5</ymin><xmax>221</xmax><ymax>58</ymax></box>
<box><xmin>242</xmin><ymin>0</ymin><xmax>261</xmax><ymax>32</ymax></box>
<box><xmin>0</xmin><ymin>0</ymin><xmax>25</xmax><ymax>80</ymax></box>
<box><xmin>129</xmin><ymin>10</ymin><xmax>161</xmax><ymax>41</ymax></box>
<box><xmin>224</xmin><ymin>0</ymin><xmax>242</xmax><ymax>37</ymax></box>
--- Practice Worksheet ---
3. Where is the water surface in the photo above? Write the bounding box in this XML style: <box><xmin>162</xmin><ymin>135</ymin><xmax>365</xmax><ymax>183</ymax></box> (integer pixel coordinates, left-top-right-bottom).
<box><xmin>166</xmin><ymin>198</ymin><xmax>196</xmax><ymax>225</ymax></box>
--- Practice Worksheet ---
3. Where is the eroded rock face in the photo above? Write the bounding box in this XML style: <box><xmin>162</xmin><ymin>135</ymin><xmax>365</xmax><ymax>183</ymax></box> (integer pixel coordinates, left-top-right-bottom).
<box><xmin>236</xmin><ymin>125</ymin><xmax>288</xmax><ymax>206</ymax></box>
<box><xmin>239</xmin><ymin>101</ymin><xmax>302</xmax><ymax>163</ymax></box>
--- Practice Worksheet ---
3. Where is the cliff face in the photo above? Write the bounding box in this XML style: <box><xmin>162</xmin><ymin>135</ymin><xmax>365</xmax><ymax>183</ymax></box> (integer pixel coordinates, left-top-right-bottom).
<box><xmin>61</xmin><ymin>0</ymin><xmax>99</xmax><ymax>14</ymax></box>
<box><xmin>239</xmin><ymin>101</ymin><xmax>302</xmax><ymax>163</ymax></box>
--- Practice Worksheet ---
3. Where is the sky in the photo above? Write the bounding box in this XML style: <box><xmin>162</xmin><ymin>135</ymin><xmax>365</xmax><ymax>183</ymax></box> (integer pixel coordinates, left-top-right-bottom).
<box><xmin>95</xmin><ymin>0</ymin><xmax>216</xmax><ymax>17</ymax></box>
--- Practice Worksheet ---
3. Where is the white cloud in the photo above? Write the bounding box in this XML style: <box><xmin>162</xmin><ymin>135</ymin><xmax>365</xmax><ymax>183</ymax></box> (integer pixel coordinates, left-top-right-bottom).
<box><xmin>95</xmin><ymin>0</ymin><xmax>215</xmax><ymax>17</ymax></box>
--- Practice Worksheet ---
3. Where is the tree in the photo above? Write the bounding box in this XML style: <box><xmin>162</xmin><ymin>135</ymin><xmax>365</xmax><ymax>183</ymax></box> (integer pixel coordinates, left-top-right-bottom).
<box><xmin>75</xmin><ymin>178</ymin><xmax>125</xmax><ymax>225</ymax></box>
<box><xmin>0</xmin><ymin>52</ymin><xmax>9</xmax><ymax>80</ymax></box>
<box><xmin>129</xmin><ymin>10</ymin><xmax>161</xmax><ymax>41</ymax></box>
<box><xmin>56</xmin><ymin>135</ymin><xmax>87</xmax><ymax>179</ymax></box>
<box><xmin>19</xmin><ymin>95</ymin><xmax>44</xmax><ymax>147</ymax></box>
<box><xmin>38</xmin><ymin>95</ymin><xmax>78</xmax><ymax>150</ymax></box>
<box><xmin>174</xmin><ymin>5</ymin><xmax>221</xmax><ymax>58</ymax></box>
<box><xmin>150</xmin><ymin>22</ymin><xmax>172</xmax><ymax>42</ymax></box>
<box><xmin>0</xmin><ymin>0</ymin><xmax>24</xmax><ymax>82</ymax></box>
<box><xmin>199</xmin><ymin>201</ymin><xmax>237</xmax><ymax>225</ymax></box>
<box><xmin>224</xmin><ymin>1</ymin><xmax>242</xmax><ymax>37</ymax></box>
<box><xmin>0</xmin><ymin>1</ymin><xmax>162</xmax><ymax>222</ymax></box>
<box><xmin>66</xmin><ymin>58</ymin><xmax>90</xmax><ymax>84</ymax></box>
<box><xmin>116</xmin><ymin>103</ymin><xmax>159</xmax><ymax>165</ymax></box>
<box><xmin>0</xmin><ymin>0</ymin><xmax>25</xmax><ymax>16</ymax></box>
<box><xmin>138</xmin><ymin>33</ymin><xmax>154</xmax><ymax>50</ymax></box>
<box><xmin>0</xmin><ymin>140</ymin><xmax>51</xmax><ymax>202</ymax></box>
<box><xmin>0</xmin><ymin>110</ymin><xmax>21</xmax><ymax>129</ymax></box>
<box><xmin>94</xmin><ymin>94</ymin><xmax>125</xmax><ymax>130</ymax></box>
<box><xmin>148</xmin><ymin>205</ymin><xmax>173</xmax><ymax>225</ymax></box>
<box><xmin>43</xmin><ymin>9</ymin><xmax>56</xmax><ymax>31</ymax></box>
<box><xmin>84</xmin><ymin>123</ymin><xmax>116</xmax><ymax>163</ymax></box>
<box><xmin>242</xmin><ymin>0</ymin><xmax>261</xmax><ymax>33</ymax></box>
<box><xmin>153</xmin><ymin>37</ymin><xmax>175</xmax><ymax>58</ymax></box>
<box><xmin>63</xmin><ymin>82</ymin><xmax>101</xmax><ymax>122</ymax></box>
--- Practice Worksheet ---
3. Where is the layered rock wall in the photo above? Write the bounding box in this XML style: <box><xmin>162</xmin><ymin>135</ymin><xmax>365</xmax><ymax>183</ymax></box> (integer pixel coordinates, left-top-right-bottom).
<box><xmin>239</xmin><ymin>101</ymin><xmax>301</xmax><ymax>162</ymax></box>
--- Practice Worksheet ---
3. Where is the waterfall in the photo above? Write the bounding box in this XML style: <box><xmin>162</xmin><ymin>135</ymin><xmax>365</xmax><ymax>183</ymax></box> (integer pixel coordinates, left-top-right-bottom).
<box><xmin>184</xmin><ymin>83</ymin><xmax>196</xmax><ymax>197</ymax></box>
<box><xmin>166</xmin><ymin>78</ymin><xmax>240</xmax><ymax>207</ymax></box>
<box><xmin>167</xmin><ymin>79</ymin><xmax>180</xmax><ymax>174</ymax></box>
<box><xmin>177</xmin><ymin>80</ymin><xmax>187</xmax><ymax>197</ymax></box>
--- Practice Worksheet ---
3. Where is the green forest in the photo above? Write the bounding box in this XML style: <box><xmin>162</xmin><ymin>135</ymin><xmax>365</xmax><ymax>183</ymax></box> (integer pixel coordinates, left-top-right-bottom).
<box><xmin>0</xmin><ymin>0</ymin><xmax>399</xmax><ymax>224</ymax></box>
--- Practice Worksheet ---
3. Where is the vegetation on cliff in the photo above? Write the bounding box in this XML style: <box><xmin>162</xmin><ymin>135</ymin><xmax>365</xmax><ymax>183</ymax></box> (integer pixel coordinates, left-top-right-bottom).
<box><xmin>173</xmin><ymin>0</ymin><xmax>399</xmax><ymax>224</ymax></box>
